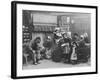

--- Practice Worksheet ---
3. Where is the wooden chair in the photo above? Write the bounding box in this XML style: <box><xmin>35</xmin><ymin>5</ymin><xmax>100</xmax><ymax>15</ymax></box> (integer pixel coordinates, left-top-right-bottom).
<box><xmin>23</xmin><ymin>53</ymin><xmax>29</xmax><ymax>65</ymax></box>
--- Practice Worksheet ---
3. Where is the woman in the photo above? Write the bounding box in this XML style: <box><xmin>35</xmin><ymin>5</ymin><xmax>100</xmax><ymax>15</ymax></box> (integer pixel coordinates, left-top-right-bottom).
<box><xmin>53</xmin><ymin>27</ymin><xmax>62</xmax><ymax>45</ymax></box>
<box><xmin>61</xmin><ymin>32</ymin><xmax>72</xmax><ymax>63</ymax></box>
<box><xmin>77</xmin><ymin>34</ymin><xmax>90</xmax><ymax>63</ymax></box>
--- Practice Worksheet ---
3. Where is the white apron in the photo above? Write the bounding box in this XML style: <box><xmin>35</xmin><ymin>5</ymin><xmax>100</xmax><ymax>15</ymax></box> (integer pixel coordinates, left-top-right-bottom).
<box><xmin>71</xmin><ymin>46</ymin><xmax>77</xmax><ymax>60</ymax></box>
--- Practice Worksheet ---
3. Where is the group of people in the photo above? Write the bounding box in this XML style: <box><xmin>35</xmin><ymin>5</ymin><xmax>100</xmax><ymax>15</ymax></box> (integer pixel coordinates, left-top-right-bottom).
<box><xmin>23</xmin><ymin>27</ymin><xmax>90</xmax><ymax>65</ymax></box>
<box><xmin>52</xmin><ymin>28</ymin><xmax>90</xmax><ymax>64</ymax></box>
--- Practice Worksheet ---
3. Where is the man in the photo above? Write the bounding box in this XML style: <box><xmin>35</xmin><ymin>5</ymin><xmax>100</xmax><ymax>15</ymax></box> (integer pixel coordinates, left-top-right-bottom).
<box><xmin>30</xmin><ymin>37</ymin><xmax>41</xmax><ymax>65</ymax></box>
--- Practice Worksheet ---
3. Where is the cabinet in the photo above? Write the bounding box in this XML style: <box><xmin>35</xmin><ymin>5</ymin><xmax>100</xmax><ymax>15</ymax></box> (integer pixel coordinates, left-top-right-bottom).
<box><xmin>23</xmin><ymin>26</ymin><xmax>31</xmax><ymax>43</ymax></box>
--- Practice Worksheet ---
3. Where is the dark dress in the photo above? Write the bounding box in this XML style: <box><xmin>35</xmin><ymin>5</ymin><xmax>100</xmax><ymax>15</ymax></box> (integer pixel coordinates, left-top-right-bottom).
<box><xmin>62</xmin><ymin>38</ymin><xmax>72</xmax><ymax>63</ymax></box>
<box><xmin>77</xmin><ymin>40</ymin><xmax>90</xmax><ymax>62</ymax></box>
<box><xmin>51</xmin><ymin>39</ymin><xmax>64</xmax><ymax>62</ymax></box>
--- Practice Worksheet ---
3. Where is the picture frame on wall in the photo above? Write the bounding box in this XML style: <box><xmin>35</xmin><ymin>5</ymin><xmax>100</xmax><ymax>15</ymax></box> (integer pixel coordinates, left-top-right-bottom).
<box><xmin>11</xmin><ymin>1</ymin><xmax>98</xmax><ymax>79</ymax></box>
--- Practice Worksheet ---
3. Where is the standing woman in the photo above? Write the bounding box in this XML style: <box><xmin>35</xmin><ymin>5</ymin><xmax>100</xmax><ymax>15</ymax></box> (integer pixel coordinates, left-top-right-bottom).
<box><xmin>53</xmin><ymin>27</ymin><xmax>62</xmax><ymax>45</ymax></box>
<box><xmin>61</xmin><ymin>32</ymin><xmax>72</xmax><ymax>63</ymax></box>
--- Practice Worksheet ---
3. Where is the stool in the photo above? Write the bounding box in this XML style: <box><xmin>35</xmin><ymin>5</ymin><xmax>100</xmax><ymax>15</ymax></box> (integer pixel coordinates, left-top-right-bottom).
<box><xmin>23</xmin><ymin>53</ymin><xmax>29</xmax><ymax>65</ymax></box>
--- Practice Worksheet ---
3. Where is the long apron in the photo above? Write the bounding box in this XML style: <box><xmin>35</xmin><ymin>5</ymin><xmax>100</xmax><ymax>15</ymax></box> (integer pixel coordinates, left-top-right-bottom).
<box><xmin>71</xmin><ymin>47</ymin><xmax>77</xmax><ymax>61</ymax></box>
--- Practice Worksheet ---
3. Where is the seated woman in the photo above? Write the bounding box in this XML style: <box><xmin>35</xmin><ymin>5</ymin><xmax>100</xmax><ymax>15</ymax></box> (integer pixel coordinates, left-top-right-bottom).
<box><xmin>77</xmin><ymin>34</ymin><xmax>90</xmax><ymax>63</ymax></box>
<box><xmin>52</xmin><ymin>31</ymin><xmax>72</xmax><ymax>63</ymax></box>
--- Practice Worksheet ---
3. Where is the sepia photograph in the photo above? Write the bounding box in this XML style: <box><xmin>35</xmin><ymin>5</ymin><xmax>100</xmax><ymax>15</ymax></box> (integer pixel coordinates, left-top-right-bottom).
<box><xmin>11</xmin><ymin>1</ymin><xmax>97</xmax><ymax>79</ymax></box>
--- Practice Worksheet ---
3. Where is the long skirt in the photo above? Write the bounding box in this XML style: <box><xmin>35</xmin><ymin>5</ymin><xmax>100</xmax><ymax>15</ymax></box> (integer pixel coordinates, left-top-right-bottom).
<box><xmin>51</xmin><ymin>46</ymin><xmax>63</xmax><ymax>62</ymax></box>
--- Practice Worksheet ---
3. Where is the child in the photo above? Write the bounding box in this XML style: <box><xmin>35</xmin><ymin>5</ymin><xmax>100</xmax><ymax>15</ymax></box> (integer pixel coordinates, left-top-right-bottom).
<box><xmin>70</xmin><ymin>42</ymin><xmax>78</xmax><ymax>64</ymax></box>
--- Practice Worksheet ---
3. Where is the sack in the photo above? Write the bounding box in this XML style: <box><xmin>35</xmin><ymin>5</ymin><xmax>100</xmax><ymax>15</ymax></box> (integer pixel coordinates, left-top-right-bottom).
<box><xmin>45</xmin><ymin>49</ymin><xmax>51</xmax><ymax>59</ymax></box>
